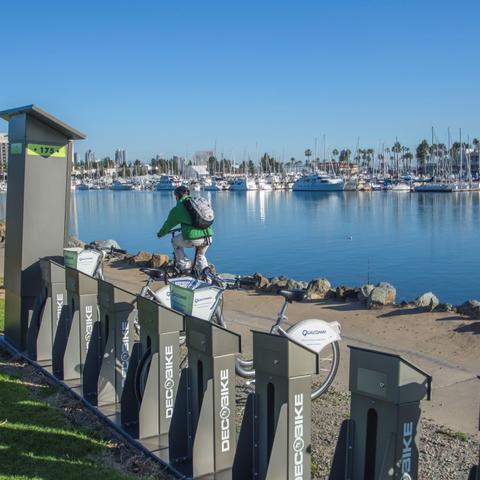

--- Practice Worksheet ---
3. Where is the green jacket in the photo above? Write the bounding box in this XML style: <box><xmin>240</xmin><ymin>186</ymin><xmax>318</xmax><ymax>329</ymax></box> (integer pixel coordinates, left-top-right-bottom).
<box><xmin>157</xmin><ymin>196</ymin><xmax>214</xmax><ymax>240</ymax></box>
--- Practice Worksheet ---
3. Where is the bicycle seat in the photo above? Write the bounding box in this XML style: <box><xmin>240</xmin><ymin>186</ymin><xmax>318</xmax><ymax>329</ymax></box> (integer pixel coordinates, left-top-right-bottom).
<box><xmin>279</xmin><ymin>289</ymin><xmax>307</xmax><ymax>303</ymax></box>
<box><xmin>140</xmin><ymin>268</ymin><xmax>165</xmax><ymax>280</ymax></box>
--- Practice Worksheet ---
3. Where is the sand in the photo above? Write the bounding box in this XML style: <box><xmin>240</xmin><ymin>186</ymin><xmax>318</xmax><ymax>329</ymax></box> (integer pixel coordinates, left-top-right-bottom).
<box><xmin>104</xmin><ymin>260</ymin><xmax>480</xmax><ymax>437</ymax></box>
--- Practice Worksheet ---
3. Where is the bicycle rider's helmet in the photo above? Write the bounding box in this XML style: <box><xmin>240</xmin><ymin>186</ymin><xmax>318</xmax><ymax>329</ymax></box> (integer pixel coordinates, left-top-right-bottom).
<box><xmin>174</xmin><ymin>185</ymin><xmax>190</xmax><ymax>197</ymax></box>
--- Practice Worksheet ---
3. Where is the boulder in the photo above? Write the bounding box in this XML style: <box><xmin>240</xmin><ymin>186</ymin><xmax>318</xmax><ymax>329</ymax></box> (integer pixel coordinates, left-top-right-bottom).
<box><xmin>358</xmin><ymin>284</ymin><xmax>375</xmax><ymax>302</ymax></box>
<box><xmin>367</xmin><ymin>282</ymin><xmax>396</xmax><ymax>309</ymax></box>
<box><xmin>434</xmin><ymin>303</ymin><xmax>454</xmax><ymax>313</ymax></box>
<box><xmin>456</xmin><ymin>300</ymin><xmax>480</xmax><ymax>319</ymax></box>
<box><xmin>149</xmin><ymin>254</ymin><xmax>169</xmax><ymax>269</ymax></box>
<box><xmin>335</xmin><ymin>285</ymin><xmax>359</xmax><ymax>301</ymax></box>
<box><xmin>286</xmin><ymin>279</ymin><xmax>304</xmax><ymax>290</ymax></box>
<box><xmin>307</xmin><ymin>278</ymin><xmax>331</xmax><ymax>300</ymax></box>
<box><xmin>253</xmin><ymin>272</ymin><xmax>270</xmax><ymax>290</ymax></box>
<box><xmin>130</xmin><ymin>251</ymin><xmax>153</xmax><ymax>266</ymax></box>
<box><xmin>67</xmin><ymin>235</ymin><xmax>85</xmax><ymax>248</ymax></box>
<box><xmin>415</xmin><ymin>292</ymin><xmax>439</xmax><ymax>311</ymax></box>
<box><xmin>93</xmin><ymin>239</ymin><xmax>122</xmax><ymax>250</ymax></box>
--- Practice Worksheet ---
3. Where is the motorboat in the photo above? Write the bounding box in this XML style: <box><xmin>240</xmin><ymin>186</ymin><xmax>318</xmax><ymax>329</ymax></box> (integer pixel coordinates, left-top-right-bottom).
<box><xmin>391</xmin><ymin>182</ymin><xmax>411</xmax><ymax>192</ymax></box>
<box><xmin>111</xmin><ymin>179</ymin><xmax>133</xmax><ymax>191</ymax></box>
<box><xmin>292</xmin><ymin>174</ymin><xmax>344</xmax><ymax>191</ymax></box>
<box><xmin>229</xmin><ymin>177</ymin><xmax>257</xmax><ymax>191</ymax></box>
<box><xmin>414</xmin><ymin>183</ymin><xmax>452</xmax><ymax>193</ymax></box>
<box><xmin>155</xmin><ymin>175</ymin><xmax>178</xmax><ymax>191</ymax></box>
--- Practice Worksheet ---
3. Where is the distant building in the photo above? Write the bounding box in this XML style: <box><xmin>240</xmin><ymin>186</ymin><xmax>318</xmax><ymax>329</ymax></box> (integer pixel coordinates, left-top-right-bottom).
<box><xmin>192</xmin><ymin>150</ymin><xmax>213</xmax><ymax>166</ymax></box>
<box><xmin>74</xmin><ymin>152</ymin><xmax>79</xmax><ymax>165</ymax></box>
<box><xmin>84</xmin><ymin>149</ymin><xmax>95</xmax><ymax>164</ymax></box>
<box><xmin>115</xmin><ymin>149</ymin><xmax>126</xmax><ymax>165</ymax></box>
<box><xmin>184</xmin><ymin>164</ymin><xmax>209</xmax><ymax>180</ymax></box>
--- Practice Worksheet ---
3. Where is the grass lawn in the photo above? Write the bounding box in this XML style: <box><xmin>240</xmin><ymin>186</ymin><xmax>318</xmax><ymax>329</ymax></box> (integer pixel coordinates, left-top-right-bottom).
<box><xmin>0</xmin><ymin>367</ymin><xmax>158</xmax><ymax>480</ymax></box>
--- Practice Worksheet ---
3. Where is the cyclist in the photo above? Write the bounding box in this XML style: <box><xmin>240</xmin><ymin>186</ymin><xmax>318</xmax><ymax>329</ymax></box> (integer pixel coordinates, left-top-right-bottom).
<box><xmin>157</xmin><ymin>185</ymin><xmax>213</xmax><ymax>274</ymax></box>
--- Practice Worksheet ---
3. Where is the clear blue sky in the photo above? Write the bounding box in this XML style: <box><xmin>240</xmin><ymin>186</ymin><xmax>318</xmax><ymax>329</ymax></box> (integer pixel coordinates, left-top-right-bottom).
<box><xmin>1</xmin><ymin>0</ymin><xmax>479</xmax><ymax>162</ymax></box>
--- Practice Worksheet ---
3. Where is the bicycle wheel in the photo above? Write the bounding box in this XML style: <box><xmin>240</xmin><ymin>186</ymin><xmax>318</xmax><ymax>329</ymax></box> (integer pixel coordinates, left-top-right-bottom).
<box><xmin>311</xmin><ymin>340</ymin><xmax>340</xmax><ymax>400</ymax></box>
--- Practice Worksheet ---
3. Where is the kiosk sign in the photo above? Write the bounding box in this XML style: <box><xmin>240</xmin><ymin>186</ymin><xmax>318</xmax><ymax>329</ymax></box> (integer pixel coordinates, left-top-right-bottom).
<box><xmin>27</xmin><ymin>143</ymin><xmax>66</xmax><ymax>158</ymax></box>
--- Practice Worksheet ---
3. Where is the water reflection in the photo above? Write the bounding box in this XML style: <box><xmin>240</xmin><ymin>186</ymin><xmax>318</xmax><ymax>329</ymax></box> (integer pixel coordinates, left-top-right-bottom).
<box><xmin>0</xmin><ymin>190</ymin><xmax>478</xmax><ymax>303</ymax></box>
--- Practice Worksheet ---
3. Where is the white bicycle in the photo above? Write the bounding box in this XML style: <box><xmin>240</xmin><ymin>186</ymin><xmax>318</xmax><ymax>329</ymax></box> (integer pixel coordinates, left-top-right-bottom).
<box><xmin>235</xmin><ymin>288</ymin><xmax>341</xmax><ymax>400</ymax></box>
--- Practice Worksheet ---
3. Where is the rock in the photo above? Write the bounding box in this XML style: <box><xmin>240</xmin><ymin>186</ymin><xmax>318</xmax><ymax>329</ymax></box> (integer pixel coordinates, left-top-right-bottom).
<box><xmin>238</xmin><ymin>275</ymin><xmax>256</xmax><ymax>289</ymax></box>
<box><xmin>67</xmin><ymin>235</ymin><xmax>85</xmax><ymax>248</ymax></box>
<box><xmin>335</xmin><ymin>285</ymin><xmax>359</xmax><ymax>301</ymax></box>
<box><xmin>130</xmin><ymin>250</ymin><xmax>153</xmax><ymax>266</ymax></box>
<box><xmin>253</xmin><ymin>272</ymin><xmax>270</xmax><ymax>290</ymax></box>
<box><xmin>93</xmin><ymin>239</ymin><xmax>122</xmax><ymax>250</ymax></box>
<box><xmin>456</xmin><ymin>300</ymin><xmax>480</xmax><ymax>319</ymax></box>
<box><xmin>286</xmin><ymin>279</ymin><xmax>304</xmax><ymax>290</ymax></box>
<box><xmin>307</xmin><ymin>278</ymin><xmax>331</xmax><ymax>299</ymax></box>
<box><xmin>149</xmin><ymin>254</ymin><xmax>169</xmax><ymax>269</ymax></box>
<box><xmin>358</xmin><ymin>284</ymin><xmax>375</xmax><ymax>302</ymax></box>
<box><xmin>434</xmin><ymin>303</ymin><xmax>454</xmax><ymax>313</ymax></box>
<box><xmin>415</xmin><ymin>292</ymin><xmax>440</xmax><ymax>311</ymax></box>
<box><xmin>367</xmin><ymin>282</ymin><xmax>396</xmax><ymax>309</ymax></box>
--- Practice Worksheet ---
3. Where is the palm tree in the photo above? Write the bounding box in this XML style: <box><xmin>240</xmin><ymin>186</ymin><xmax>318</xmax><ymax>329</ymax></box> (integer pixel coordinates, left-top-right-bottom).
<box><xmin>392</xmin><ymin>141</ymin><xmax>402</xmax><ymax>177</ymax></box>
<box><xmin>305</xmin><ymin>149</ymin><xmax>312</xmax><ymax>172</ymax></box>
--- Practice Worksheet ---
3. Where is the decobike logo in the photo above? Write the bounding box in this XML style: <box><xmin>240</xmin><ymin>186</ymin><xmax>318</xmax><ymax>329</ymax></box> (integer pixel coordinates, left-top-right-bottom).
<box><xmin>219</xmin><ymin>369</ymin><xmax>231</xmax><ymax>452</ymax></box>
<box><xmin>164</xmin><ymin>345</ymin><xmax>174</xmax><ymax>418</ymax></box>
<box><xmin>56</xmin><ymin>294</ymin><xmax>64</xmax><ymax>325</ymax></box>
<box><xmin>293</xmin><ymin>393</ymin><xmax>305</xmax><ymax>480</ymax></box>
<box><xmin>401</xmin><ymin>421</ymin><xmax>414</xmax><ymax>479</ymax></box>
<box><xmin>84</xmin><ymin>305</ymin><xmax>93</xmax><ymax>352</ymax></box>
<box><xmin>120</xmin><ymin>321</ymin><xmax>129</xmax><ymax>387</ymax></box>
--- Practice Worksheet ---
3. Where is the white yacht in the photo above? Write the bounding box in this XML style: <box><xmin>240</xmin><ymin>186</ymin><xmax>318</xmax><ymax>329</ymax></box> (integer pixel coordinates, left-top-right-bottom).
<box><xmin>155</xmin><ymin>175</ymin><xmax>178</xmax><ymax>191</ymax></box>
<box><xmin>292</xmin><ymin>174</ymin><xmax>344</xmax><ymax>191</ymax></box>
<box><xmin>257</xmin><ymin>177</ymin><xmax>273</xmax><ymax>190</ymax></box>
<box><xmin>229</xmin><ymin>177</ymin><xmax>257</xmax><ymax>191</ymax></box>
<box><xmin>111</xmin><ymin>179</ymin><xmax>133</xmax><ymax>191</ymax></box>
<box><xmin>391</xmin><ymin>182</ymin><xmax>411</xmax><ymax>192</ymax></box>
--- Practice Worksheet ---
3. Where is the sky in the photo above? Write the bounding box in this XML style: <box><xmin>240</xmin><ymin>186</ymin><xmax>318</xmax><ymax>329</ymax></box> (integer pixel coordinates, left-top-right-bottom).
<box><xmin>1</xmin><ymin>0</ymin><xmax>479</xmax><ymax>162</ymax></box>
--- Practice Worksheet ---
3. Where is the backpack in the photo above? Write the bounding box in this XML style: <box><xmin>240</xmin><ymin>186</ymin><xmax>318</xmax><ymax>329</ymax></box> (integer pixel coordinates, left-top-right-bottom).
<box><xmin>184</xmin><ymin>196</ymin><xmax>214</xmax><ymax>229</ymax></box>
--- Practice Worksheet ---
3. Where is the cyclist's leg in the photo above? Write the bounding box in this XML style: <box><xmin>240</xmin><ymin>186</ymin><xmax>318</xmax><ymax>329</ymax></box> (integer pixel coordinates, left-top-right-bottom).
<box><xmin>191</xmin><ymin>237</ymin><xmax>211</xmax><ymax>273</ymax></box>
<box><xmin>172</xmin><ymin>234</ymin><xmax>194</xmax><ymax>271</ymax></box>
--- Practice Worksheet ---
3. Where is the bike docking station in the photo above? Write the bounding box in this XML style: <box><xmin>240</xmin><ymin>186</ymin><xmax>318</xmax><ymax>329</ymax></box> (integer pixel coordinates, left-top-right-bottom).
<box><xmin>120</xmin><ymin>294</ymin><xmax>184</xmax><ymax>459</ymax></box>
<box><xmin>329</xmin><ymin>346</ymin><xmax>432</xmax><ymax>480</ymax></box>
<box><xmin>54</xmin><ymin>266</ymin><xmax>100</xmax><ymax>390</ymax></box>
<box><xmin>90</xmin><ymin>279</ymin><xmax>137</xmax><ymax>418</ymax></box>
<box><xmin>233</xmin><ymin>330</ymin><xmax>318</xmax><ymax>480</ymax></box>
<box><xmin>0</xmin><ymin>105</ymin><xmax>85</xmax><ymax>353</ymax></box>
<box><xmin>169</xmin><ymin>315</ymin><xmax>241</xmax><ymax>479</ymax></box>
<box><xmin>26</xmin><ymin>258</ymin><xmax>66</xmax><ymax>367</ymax></box>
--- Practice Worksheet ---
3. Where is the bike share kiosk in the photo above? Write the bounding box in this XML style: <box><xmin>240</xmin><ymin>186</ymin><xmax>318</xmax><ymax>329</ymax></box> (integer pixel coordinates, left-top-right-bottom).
<box><xmin>330</xmin><ymin>346</ymin><xmax>432</xmax><ymax>480</ymax></box>
<box><xmin>0</xmin><ymin>105</ymin><xmax>85</xmax><ymax>351</ymax></box>
<box><xmin>169</xmin><ymin>315</ymin><xmax>241</xmax><ymax>478</ymax></box>
<box><xmin>26</xmin><ymin>258</ymin><xmax>66</xmax><ymax>365</ymax></box>
<box><xmin>234</xmin><ymin>330</ymin><xmax>318</xmax><ymax>480</ymax></box>
<box><xmin>52</xmin><ymin>267</ymin><xmax>100</xmax><ymax>385</ymax></box>
<box><xmin>93</xmin><ymin>279</ymin><xmax>137</xmax><ymax>414</ymax></box>
<box><xmin>120</xmin><ymin>295</ymin><xmax>184</xmax><ymax>456</ymax></box>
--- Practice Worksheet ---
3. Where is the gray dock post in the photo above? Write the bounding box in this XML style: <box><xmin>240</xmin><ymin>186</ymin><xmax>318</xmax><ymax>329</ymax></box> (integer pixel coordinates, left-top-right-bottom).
<box><xmin>95</xmin><ymin>280</ymin><xmax>137</xmax><ymax>410</ymax></box>
<box><xmin>0</xmin><ymin>105</ymin><xmax>85</xmax><ymax>351</ymax></box>
<box><xmin>120</xmin><ymin>295</ymin><xmax>184</xmax><ymax>456</ymax></box>
<box><xmin>330</xmin><ymin>346</ymin><xmax>431</xmax><ymax>480</ymax></box>
<box><xmin>57</xmin><ymin>267</ymin><xmax>99</xmax><ymax>383</ymax></box>
<box><xmin>26</xmin><ymin>258</ymin><xmax>66</xmax><ymax>364</ymax></box>
<box><xmin>169</xmin><ymin>315</ymin><xmax>241</xmax><ymax>478</ymax></box>
<box><xmin>234</xmin><ymin>330</ymin><xmax>318</xmax><ymax>480</ymax></box>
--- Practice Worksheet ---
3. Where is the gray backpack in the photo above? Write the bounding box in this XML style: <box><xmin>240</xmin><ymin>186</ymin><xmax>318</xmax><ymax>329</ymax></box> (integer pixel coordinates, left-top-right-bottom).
<box><xmin>184</xmin><ymin>196</ymin><xmax>214</xmax><ymax>229</ymax></box>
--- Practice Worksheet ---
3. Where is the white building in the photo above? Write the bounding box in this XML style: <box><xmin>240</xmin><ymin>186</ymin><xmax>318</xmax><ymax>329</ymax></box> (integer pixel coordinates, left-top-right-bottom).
<box><xmin>115</xmin><ymin>149</ymin><xmax>126</xmax><ymax>165</ymax></box>
<box><xmin>184</xmin><ymin>164</ymin><xmax>209</xmax><ymax>180</ymax></box>
<box><xmin>192</xmin><ymin>150</ymin><xmax>213</xmax><ymax>166</ymax></box>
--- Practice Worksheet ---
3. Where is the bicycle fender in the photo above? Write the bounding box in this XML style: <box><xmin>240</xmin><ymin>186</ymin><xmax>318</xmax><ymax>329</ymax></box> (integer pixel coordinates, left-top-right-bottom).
<box><xmin>153</xmin><ymin>285</ymin><xmax>171</xmax><ymax>308</ymax></box>
<box><xmin>286</xmin><ymin>319</ymin><xmax>341</xmax><ymax>353</ymax></box>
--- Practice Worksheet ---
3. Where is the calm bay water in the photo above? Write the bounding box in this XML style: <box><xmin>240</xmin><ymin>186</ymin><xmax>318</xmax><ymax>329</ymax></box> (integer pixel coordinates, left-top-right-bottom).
<box><xmin>1</xmin><ymin>190</ymin><xmax>478</xmax><ymax>304</ymax></box>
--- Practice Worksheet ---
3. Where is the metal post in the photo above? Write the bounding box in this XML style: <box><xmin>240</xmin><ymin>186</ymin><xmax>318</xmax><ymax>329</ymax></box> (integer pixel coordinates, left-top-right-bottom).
<box><xmin>330</xmin><ymin>346</ymin><xmax>431</xmax><ymax>480</ymax></box>
<box><xmin>170</xmin><ymin>315</ymin><xmax>241</xmax><ymax>478</ymax></box>
<box><xmin>234</xmin><ymin>331</ymin><xmax>318</xmax><ymax>480</ymax></box>
<box><xmin>0</xmin><ymin>105</ymin><xmax>85</xmax><ymax>350</ymax></box>
<box><xmin>96</xmin><ymin>280</ymin><xmax>137</xmax><ymax>412</ymax></box>
<box><xmin>120</xmin><ymin>295</ymin><xmax>183</xmax><ymax>460</ymax></box>
<box><xmin>26</xmin><ymin>259</ymin><xmax>66</xmax><ymax>365</ymax></box>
